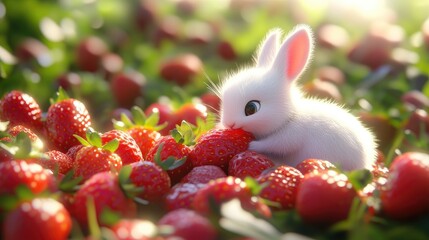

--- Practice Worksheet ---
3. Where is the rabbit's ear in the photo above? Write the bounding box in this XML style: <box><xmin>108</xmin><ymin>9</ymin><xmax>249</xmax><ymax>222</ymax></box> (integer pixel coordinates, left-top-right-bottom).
<box><xmin>255</xmin><ymin>28</ymin><xmax>282</xmax><ymax>68</ymax></box>
<box><xmin>271</xmin><ymin>25</ymin><xmax>313</xmax><ymax>82</ymax></box>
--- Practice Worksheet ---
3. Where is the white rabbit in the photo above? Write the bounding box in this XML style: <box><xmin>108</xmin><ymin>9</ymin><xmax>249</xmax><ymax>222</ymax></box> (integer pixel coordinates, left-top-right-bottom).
<box><xmin>217</xmin><ymin>25</ymin><xmax>377</xmax><ymax>170</ymax></box>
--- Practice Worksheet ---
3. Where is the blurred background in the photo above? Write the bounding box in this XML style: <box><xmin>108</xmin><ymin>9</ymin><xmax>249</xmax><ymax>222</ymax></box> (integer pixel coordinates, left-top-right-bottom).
<box><xmin>0</xmin><ymin>0</ymin><xmax>429</xmax><ymax>150</ymax></box>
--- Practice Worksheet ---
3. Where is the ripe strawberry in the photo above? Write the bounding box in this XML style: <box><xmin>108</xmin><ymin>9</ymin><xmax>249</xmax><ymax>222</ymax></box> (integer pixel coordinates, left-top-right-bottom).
<box><xmin>37</xmin><ymin>150</ymin><xmax>73</xmax><ymax>175</ymax></box>
<box><xmin>2</xmin><ymin>198</ymin><xmax>72</xmax><ymax>240</ymax></box>
<box><xmin>380</xmin><ymin>152</ymin><xmax>429</xmax><ymax>220</ymax></box>
<box><xmin>295</xmin><ymin>158</ymin><xmax>336</xmax><ymax>175</ymax></box>
<box><xmin>7</xmin><ymin>124</ymin><xmax>41</xmax><ymax>143</ymax></box>
<box><xmin>158</xmin><ymin>209</ymin><xmax>218</xmax><ymax>240</ymax></box>
<box><xmin>75</xmin><ymin>36</ymin><xmax>108</xmax><ymax>72</ymax></box>
<box><xmin>110</xmin><ymin>219</ymin><xmax>156</xmax><ymax>240</ymax></box>
<box><xmin>128</xmin><ymin>161</ymin><xmax>171</xmax><ymax>202</ymax></box>
<box><xmin>113</xmin><ymin>106</ymin><xmax>164</xmax><ymax>159</ymax></box>
<box><xmin>110</xmin><ymin>72</ymin><xmax>146</xmax><ymax>108</ymax></box>
<box><xmin>73</xmin><ymin>130</ymin><xmax>122</xmax><ymax>181</ymax></box>
<box><xmin>146</xmin><ymin>135</ymin><xmax>192</xmax><ymax>184</ymax></box>
<box><xmin>0</xmin><ymin>160</ymin><xmax>50</xmax><ymax>195</ymax></box>
<box><xmin>170</xmin><ymin>103</ymin><xmax>208</xmax><ymax>127</ymax></box>
<box><xmin>159</xmin><ymin>53</ymin><xmax>203</xmax><ymax>86</ymax></box>
<box><xmin>165</xmin><ymin>182</ymin><xmax>205</xmax><ymax>211</ymax></box>
<box><xmin>129</xmin><ymin>127</ymin><xmax>161</xmax><ymax>159</ymax></box>
<box><xmin>72</xmin><ymin>171</ymin><xmax>137</xmax><ymax>228</ymax></box>
<box><xmin>101</xmin><ymin>129</ymin><xmax>143</xmax><ymax>165</ymax></box>
<box><xmin>258</xmin><ymin>165</ymin><xmax>303</xmax><ymax>210</ymax></box>
<box><xmin>228</xmin><ymin>150</ymin><xmax>275</xmax><ymax>179</ymax></box>
<box><xmin>192</xmin><ymin>176</ymin><xmax>261</xmax><ymax>215</ymax></box>
<box><xmin>0</xmin><ymin>91</ymin><xmax>43</xmax><ymax>132</ymax></box>
<box><xmin>296</xmin><ymin>169</ymin><xmax>357</xmax><ymax>225</ymax></box>
<box><xmin>0</xmin><ymin>147</ymin><xmax>13</xmax><ymax>162</ymax></box>
<box><xmin>2</xmin><ymin>124</ymin><xmax>44</xmax><ymax>155</ymax></box>
<box><xmin>189</xmin><ymin>128</ymin><xmax>254</xmax><ymax>171</ymax></box>
<box><xmin>66</xmin><ymin>144</ymin><xmax>84</xmax><ymax>160</ymax></box>
<box><xmin>45</xmin><ymin>89</ymin><xmax>91</xmax><ymax>152</ymax></box>
<box><xmin>181</xmin><ymin>165</ymin><xmax>227</xmax><ymax>184</ymax></box>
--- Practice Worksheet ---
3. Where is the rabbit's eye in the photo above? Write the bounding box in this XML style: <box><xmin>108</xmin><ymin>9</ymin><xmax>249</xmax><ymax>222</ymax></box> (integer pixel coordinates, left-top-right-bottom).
<box><xmin>245</xmin><ymin>100</ymin><xmax>261</xmax><ymax>116</ymax></box>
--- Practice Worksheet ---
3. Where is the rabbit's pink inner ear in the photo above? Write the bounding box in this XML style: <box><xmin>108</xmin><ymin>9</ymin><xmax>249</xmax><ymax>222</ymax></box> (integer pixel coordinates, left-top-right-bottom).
<box><xmin>286</xmin><ymin>30</ymin><xmax>310</xmax><ymax>80</ymax></box>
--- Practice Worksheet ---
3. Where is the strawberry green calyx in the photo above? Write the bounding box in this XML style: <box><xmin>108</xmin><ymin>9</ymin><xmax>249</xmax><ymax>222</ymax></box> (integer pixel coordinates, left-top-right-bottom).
<box><xmin>0</xmin><ymin>131</ymin><xmax>45</xmax><ymax>160</ymax></box>
<box><xmin>49</xmin><ymin>87</ymin><xmax>69</xmax><ymax>105</ymax></box>
<box><xmin>113</xmin><ymin>106</ymin><xmax>167</xmax><ymax>132</ymax></box>
<box><xmin>172</xmin><ymin>121</ymin><xmax>196</xmax><ymax>146</ymax></box>
<box><xmin>74</xmin><ymin>129</ymin><xmax>119</xmax><ymax>153</ymax></box>
<box><xmin>171</xmin><ymin>112</ymin><xmax>217</xmax><ymax>146</ymax></box>
<box><xmin>153</xmin><ymin>143</ymin><xmax>186</xmax><ymax>171</ymax></box>
<box><xmin>117</xmin><ymin>165</ymin><xmax>147</xmax><ymax>204</ymax></box>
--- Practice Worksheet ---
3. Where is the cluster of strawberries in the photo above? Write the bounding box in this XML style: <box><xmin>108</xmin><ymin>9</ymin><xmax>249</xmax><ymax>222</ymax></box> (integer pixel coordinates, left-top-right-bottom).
<box><xmin>1</xmin><ymin>90</ymin><xmax>428</xmax><ymax>240</ymax></box>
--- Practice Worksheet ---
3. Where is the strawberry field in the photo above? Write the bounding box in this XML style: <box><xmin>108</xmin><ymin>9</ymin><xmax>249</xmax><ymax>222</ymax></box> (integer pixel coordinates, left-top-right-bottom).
<box><xmin>1</xmin><ymin>0</ymin><xmax>429</xmax><ymax>239</ymax></box>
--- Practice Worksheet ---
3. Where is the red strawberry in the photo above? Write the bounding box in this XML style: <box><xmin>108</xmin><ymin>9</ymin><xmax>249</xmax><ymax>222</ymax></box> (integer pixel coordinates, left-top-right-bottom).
<box><xmin>181</xmin><ymin>165</ymin><xmax>227</xmax><ymax>184</ymax></box>
<box><xmin>73</xmin><ymin>131</ymin><xmax>122</xmax><ymax>181</ymax></box>
<box><xmin>146</xmin><ymin>135</ymin><xmax>192</xmax><ymax>184</ymax></box>
<box><xmin>66</xmin><ymin>144</ymin><xmax>84</xmax><ymax>160</ymax></box>
<box><xmin>101</xmin><ymin>129</ymin><xmax>143</xmax><ymax>165</ymax></box>
<box><xmin>296</xmin><ymin>169</ymin><xmax>357</xmax><ymax>225</ymax></box>
<box><xmin>158</xmin><ymin>209</ymin><xmax>218</xmax><ymax>240</ymax></box>
<box><xmin>7</xmin><ymin>124</ymin><xmax>42</xmax><ymax>143</ymax></box>
<box><xmin>37</xmin><ymin>150</ymin><xmax>73</xmax><ymax>175</ymax></box>
<box><xmin>257</xmin><ymin>165</ymin><xmax>303</xmax><ymax>210</ymax></box>
<box><xmin>128</xmin><ymin>161</ymin><xmax>171</xmax><ymax>202</ymax></box>
<box><xmin>75</xmin><ymin>36</ymin><xmax>108</xmax><ymax>72</ymax></box>
<box><xmin>189</xmin><ymin>128</ymin><xmax>254</xmax><ymax>171</ymax></box>
<box><xmin>0</xmin><ymin>147</ymin><xmax>13</xmax><ymax>162</ymax></box>
<box><xmin>2</xmin><ymin>198</ymin><xmax>72</xmax><ymax>240</ymax></box>
<box><xmin>113</xmin><ymin>106</ymin><xmax>164</xmax><ymax>158</ymax></box>
<box><xmin>0</xmin><ymin>90</ymin><xmax>42</xmax><ymax>132</ymax></box>
<box><xmin>170</xmin><ymin>103</ymin><xmax>208</xmax><ymax>127</ymax></box>
<box><xmin>129</xmin><ymin>127</ymin><xmax>161</xmax><ymax>159</ymax></box>
<box><xmin>192</xmin><ymin>176</ymin><xmax>265</xmax><ymax>215</ymax></box>
<box><xmin>110</xmin><ymin>72</ymin><xmax>146</xmax><ymax>108</ymax></box>
<box><xmin>228</xmin><ymin>150</ymin><xmax>275</xmax><ymax>179</ymax></box>
<box><xmin>165</xmin><ymin>182</ymin><xmax>205</xmax><ymax>211</ymax></box>
<box><xmin>380</xmin><ymin>152</ymin><xmax>429</xmax><ymax>220</ymax></box>
<box><xmin>45</xmin><ymin>90</ymin><xmax>91</xmax><ymax>152</ymax></box>
<box><xmin>110</xmin><ymin>219</ymin><xmax>156</xmax><ymax>240</ymax></box>
<box><xmin>295</xmin><ymin>158</ymin><xmax>336</xmax><ymax>175</ymax></box>
<box><xmin>72</xmin><ymin>171</ymin><xmax>137</xmax><ymax>228</ymax></box>
<box><xmin>0</xmin><ymin>160</ymin><xmax>50</xmax><ymax>195</ymax></box>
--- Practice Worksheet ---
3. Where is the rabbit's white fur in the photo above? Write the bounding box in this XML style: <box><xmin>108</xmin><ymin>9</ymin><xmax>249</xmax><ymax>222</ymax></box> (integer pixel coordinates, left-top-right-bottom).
<box><xmin>218</xmin><ymin>25</ymin><xmax>377</xmax><ymax>170</ymax></box>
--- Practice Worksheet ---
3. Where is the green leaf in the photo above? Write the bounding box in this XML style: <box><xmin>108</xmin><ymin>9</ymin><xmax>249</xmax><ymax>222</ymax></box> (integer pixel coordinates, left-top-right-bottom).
<box><xmin>131</xmin><ymin>106</ymin><xmax>147</xmax><ymax>126</ymax></box>
<box><xmin>74</xmin><ymin>134</ymin><xmax>90</xmax><ymax>146</ymax></box>
<box><xmin>59</xmin><ymin>170</ymin><xmax>82</xmax><ymax>193</ymax></box>
<box><xmin>14</xmin><ymin>132</ymin><xmax>32</xmax><ymax>158</ymax></box>
<box><xmin>112</xmin><ymin>119</ymin><xmax>127</xmax><ymax>131</ymax></box>
<box><xmin>120</xmin><ymin>113</ymin><xmax>134</xmax><ymax>129</ymax></box>
<box><xmin>86</xmin><ymin>197</ymin><xmax>101</xmax><ymax>239</ymax></box>
<box><xmin>118</xmin><ymin>165</ymin><xmax>132</xmax><ymax>186</ymax></box>
<box><xmin>15</xmin><ymin>185</ymin><xmax>34</xmax><ymax>202</ymax></box>
<box><xmin>244</xmin><ymin>177</ymin><xmax>266</xmax><ymax>196</ymax></box>
<box><xmin>173</xmin><ymin>121</ymin><xmax>196</xmax><ymax>146</ymax></box>
<box><xmin>50</xmin><ymin>87</ymin><xmax>69</xmax><ymax>105</ymax></box>
<box><xmin>0</xmin><ymin>195</ymin><xmax>19</xmax><ymax>211</ymax></box>
<box><xmin>103</xmin><ymin>139</ymin><xmax>119</xmax><ymax>153</ymax></box>
<box><xmin>100</xmin><ymin>207</ymin><xmax>121</xmax><ymax>227</ymax></box>
<box><xmin>346</xmin><ymin>169</ymin><xmax>373</xmax><ymax>191</ymax></box>
<box><xmin>87</xmin><ymin>130</ymin><xmax>102</xmax><ymax>148</ymax></box>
